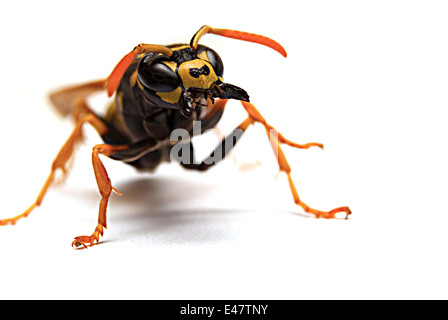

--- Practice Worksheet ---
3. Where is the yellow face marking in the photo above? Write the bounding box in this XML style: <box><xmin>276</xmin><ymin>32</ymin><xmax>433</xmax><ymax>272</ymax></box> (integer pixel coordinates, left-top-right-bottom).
<box><xmin>116</xmin><ymin>91</ymin><xmax>124</xmax><ymax>112</ymax></box>
<box><xmin>130</xmin><ymin>70</ymin><xmax>140</xmax><ymax>89</ymax></box>
<box><xmin>156</xmin><ymin>87</ymin><xmax>182</xmax><ymax>104</ymax></box>
<box><xmin>178</xmin><ymin>59</ymin><xmax>218</xmax><ymax>89</ymax></box>
<box><xmin>162</xmin><ymin>60</ymin><xmax>177</xmax><ymax>72</ymax></box>
<box><xmin>151</xmin><ymin>61</ymin><xmax>181</xmax><ymax>103</ymax></box>
<box><xmin>197</xmin><ymin>50</ymin><xmax>209</xmax><ymax>62</ymax></box>
<box><xmin>130</xmin><ymin>70</ymin><xmax>145</xmax><ymax>91</ymax></box>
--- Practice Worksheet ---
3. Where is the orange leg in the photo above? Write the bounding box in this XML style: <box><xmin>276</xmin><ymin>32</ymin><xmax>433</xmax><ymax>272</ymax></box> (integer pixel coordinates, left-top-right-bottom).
<box><xmin>241</xmin><ymin>101</ymin><xmax>351</xmax><ymax>219</ymax></box>
<box><xmin>1</xmin><ymin>80</ymin><xmax>131</xmax><ymax>247</ymax></box>
<box><xmin>0</xmin><ymin>107</ymin><xmax>109</xmax><ymax>226</ymax></box>
<box><xmin>72</xmin><ymin>143</ymin><xmax>129</xmax><ymax>249</ymax></box>
<box><xmin>1</xmin><ymin>80</ymin><xmax>112</xmax><ymax>226</ymax></box>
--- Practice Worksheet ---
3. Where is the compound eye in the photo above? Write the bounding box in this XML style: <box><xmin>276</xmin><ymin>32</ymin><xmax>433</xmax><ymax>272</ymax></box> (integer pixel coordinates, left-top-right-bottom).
<box><xmin>137</xmin><ymin>55</ymin><xmax>180</xmax><ymax>92</ymax></box>
<box><xmin>197</xmin><ymin>45</ymin><xmax>224</xmax><ymax>77</ymax></box>
<box><xmin>205</xmin><ymin>48</ymin><xmax>224</xmax><ymax>77</ymax></box>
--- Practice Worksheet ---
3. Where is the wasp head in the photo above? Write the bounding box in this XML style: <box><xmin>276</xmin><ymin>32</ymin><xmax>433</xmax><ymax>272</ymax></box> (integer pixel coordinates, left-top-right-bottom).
<box><xmin>137</xmin><ymin>45</ymin><xmax>249</xmax><ymax>118</ymax></box>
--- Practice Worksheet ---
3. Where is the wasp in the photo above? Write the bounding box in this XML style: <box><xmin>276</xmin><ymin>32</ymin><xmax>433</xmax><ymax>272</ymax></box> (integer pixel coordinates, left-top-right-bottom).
<box><xmin>0</xmin><ymin>26</ymin><xmax>351</xmax><ymax>248</ymax></box>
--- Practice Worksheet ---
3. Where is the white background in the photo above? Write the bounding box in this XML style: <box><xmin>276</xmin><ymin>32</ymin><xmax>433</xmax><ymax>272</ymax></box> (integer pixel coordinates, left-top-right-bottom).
<box><xmin>1</xmin><ymin>0</ymin><xmax>447</xmax><ymax>299</ymax></box>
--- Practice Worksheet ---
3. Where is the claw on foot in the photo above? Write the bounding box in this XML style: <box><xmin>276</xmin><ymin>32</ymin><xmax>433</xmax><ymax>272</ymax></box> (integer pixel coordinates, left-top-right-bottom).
<box><xmin>71</xmin><ymin>224</ymin><xmax>104</xmax><ymax>249</ymax></box>
<box><xmin>314</xmin><ymin>206</ymin><xmax>352</xmax><ymax>219</ymax></box>
<box><xmin>72</xmin><ymin>236</ymin><xmax>93</xmax><ymax>249</ymax></box>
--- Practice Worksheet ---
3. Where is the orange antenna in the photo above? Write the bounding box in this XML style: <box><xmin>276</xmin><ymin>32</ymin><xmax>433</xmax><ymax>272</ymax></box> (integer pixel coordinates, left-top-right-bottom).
<box><xmin>190</xmin><ymin>25</ymin><xmax>287</xmax><ymax>58</ymax></box>
<box><xmin>107</xmin><ymin>44</ymin><xmax>173</xmax><ymax>97</ymax></box>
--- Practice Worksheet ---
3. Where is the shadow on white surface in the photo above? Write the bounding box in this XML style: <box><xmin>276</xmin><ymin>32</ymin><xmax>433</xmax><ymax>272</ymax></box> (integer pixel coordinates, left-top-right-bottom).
<box><xmin>102</xmin><ymin>175</ymin><xmax>312</xmax><ymax>246</ymax></box>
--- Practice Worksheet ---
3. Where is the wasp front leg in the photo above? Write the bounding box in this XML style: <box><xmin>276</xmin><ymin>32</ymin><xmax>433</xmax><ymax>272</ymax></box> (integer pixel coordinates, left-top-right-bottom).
<box><xmin>175</xmin><ymin>100</ymin><xmax>255</xmax><ymax>171</ymax></box>
<box><xmin>71</xmin><ymin>138</ymin><xmax>159</xmax><ymax>248</ymax></box>
<box><xmin>71</xmin><ymin>144</ymin><xmax>128</xmax><ymax>248</ymax></box>
<box><xmin>241</xmin><ymin>101</ymin><xmax>351</xmax><ymax>219</ymax></box>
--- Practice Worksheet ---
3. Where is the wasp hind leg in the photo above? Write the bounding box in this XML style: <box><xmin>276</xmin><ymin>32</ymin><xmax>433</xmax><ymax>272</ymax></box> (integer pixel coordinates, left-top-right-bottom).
<box><xmin>240</xmin><ymin>101</ymin><xmax>351</xmax><ymax>219</ymax></box>
<box><xmin>0</xmin><ymin>98</ymin><xmax>110</xmax><ymax>226</ymax></box>
<box><xmin>0</xmin><ymin>94</ymin><xmax>127</xmax><ymax>248</ymax></box>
